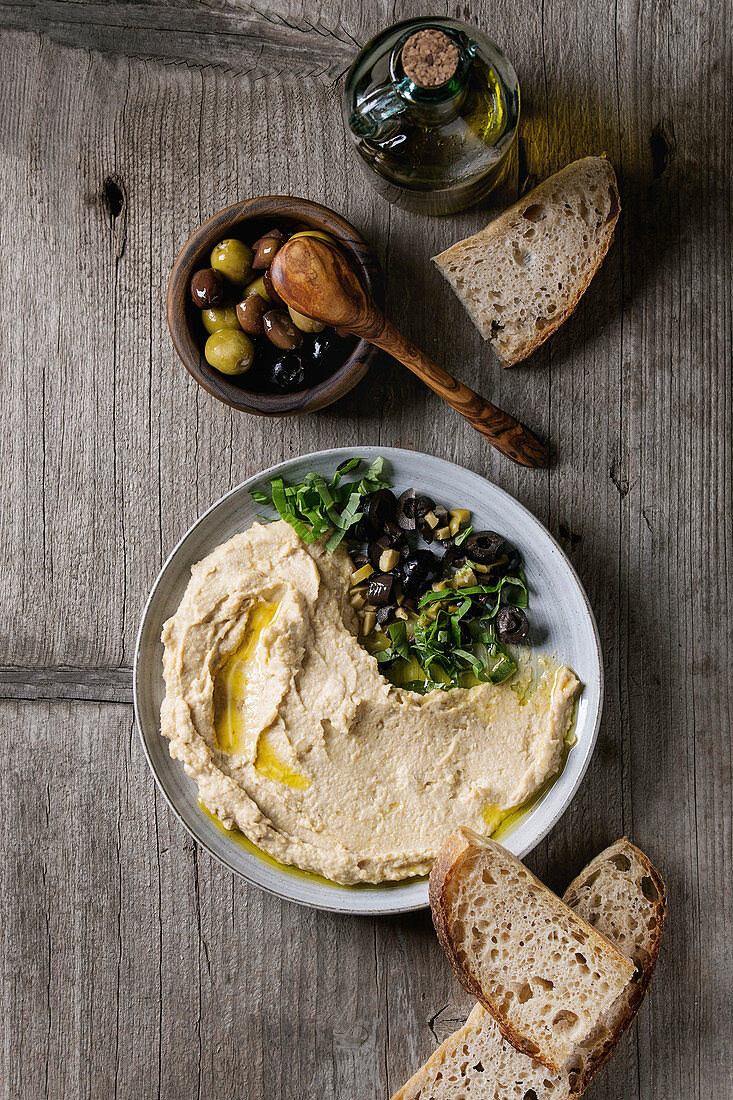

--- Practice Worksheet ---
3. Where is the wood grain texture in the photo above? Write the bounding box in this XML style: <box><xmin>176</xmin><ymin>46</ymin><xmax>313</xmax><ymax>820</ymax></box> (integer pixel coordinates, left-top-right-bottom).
<box><xmin>0</xmin><ymin>0</ymin><xmax>730</xmax><ymax>1096</ymax></box>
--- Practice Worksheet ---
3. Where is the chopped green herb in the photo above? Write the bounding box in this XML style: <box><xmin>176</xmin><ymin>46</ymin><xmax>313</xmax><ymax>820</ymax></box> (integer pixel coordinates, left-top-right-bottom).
<box><xmin>251</xmin><ymin>458</ymin><xmax>389</xmax><ymax>547</ymax></box>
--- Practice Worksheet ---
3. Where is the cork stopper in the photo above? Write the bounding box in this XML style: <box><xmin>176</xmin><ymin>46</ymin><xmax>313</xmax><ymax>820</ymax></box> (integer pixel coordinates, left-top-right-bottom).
<box><xmin>401</xmin><ymin>29</ymin><xmax>460</xmax><ymax>89</ymax></box>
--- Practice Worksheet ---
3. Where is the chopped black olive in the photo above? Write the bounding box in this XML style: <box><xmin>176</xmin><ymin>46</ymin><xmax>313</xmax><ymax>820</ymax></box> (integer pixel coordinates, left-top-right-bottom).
<box><xmin>367</xmin><ymin>573</ymin><xmax>395</xmax><ymax>606</ymax></box>
<box><xmin>495</xmin><ymin>606</ymin><xmax>529</xmax><ymax>643</ymax></box>
<box><xmin>463</xmin><ymin>531</ymin><xmax>507</xmax><ymax>564</ymax></box>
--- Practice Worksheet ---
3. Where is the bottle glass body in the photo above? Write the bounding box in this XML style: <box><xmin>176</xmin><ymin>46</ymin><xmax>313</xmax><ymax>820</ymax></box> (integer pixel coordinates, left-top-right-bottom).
<box><xmin>343</xmin><ymin>18</ymin><xmax>520</xmax><ymax>215</ymax></box>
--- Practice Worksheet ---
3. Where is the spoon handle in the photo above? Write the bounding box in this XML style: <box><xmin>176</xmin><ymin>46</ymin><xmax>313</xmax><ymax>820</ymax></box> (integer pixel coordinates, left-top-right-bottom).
<box><xmin>361</xmin><ymin>317</ymin><xmax>548</xmax><ymax>469</ymax></box>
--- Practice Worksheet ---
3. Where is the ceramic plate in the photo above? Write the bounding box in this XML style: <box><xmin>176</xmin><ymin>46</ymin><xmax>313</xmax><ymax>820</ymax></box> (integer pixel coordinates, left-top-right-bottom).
<box><xmin>134</xmin><ymin>447</ymin><xmax>603</xmax><ymax>915</ymax></box>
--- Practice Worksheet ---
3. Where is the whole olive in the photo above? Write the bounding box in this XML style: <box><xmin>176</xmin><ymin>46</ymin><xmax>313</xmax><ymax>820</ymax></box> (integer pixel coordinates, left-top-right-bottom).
<box><xmin>201</xmin><ymin>304</ymin><xmax>241</xmax><ymax>334</ymax></box>
<box><xmin>210</xmin><ymin>239</ymin><xmax>253</xmax><ymax>285</ymax></box>
<box><xmin>288</xmin><ymin>229</ymin><xmax>336</xmax><ymax>245</ymax></box>
<box><xmin>190</xmin><ymin>267</ymin><xmax>224</xmax><ymax>308</ymax></box>
<box><xmin>288</xmin><ymin>305</ymin><xmax>326</xmax><ymax>334</ymax></box>
<box><xmin>242</xmin><ymin>275</ymin><xmax>272</xmax><ymax>303</ymax></box>
<box><xmin>262</xmin><ymin>268</ymin><xmax>284</xmax><ymax>306</ymax></box>
<box><xmin>270</xmin><ymin>352</ymin><xmax>306</xmax><ymax>391</ymax></box>
<box><xmin>236</xmin><ymin>293</ymin><xmax>267</xmax><ymax>335</ymax></box>
<box><xmin>204</xmin><ymin>329</ymin><xmax>255</xmax><ymax>375</ymax></box>
<box><xmin>263</xmin><ymin>310</ymin><xmax>303</xmax><ymax>351</ymax></box>
<box><xmin>495</xmin><ymin>606</ymin><xmax>529</xmax><ymax>644</ymax></box>
<box><xmin>310</xmin><ymin>332</ymin><xmax>334</xmax><ymax>362</ymax></box>
<box><xmin>252</xmin><ymin>233</ymin><xmax>284</xmax><ymax>270</ymax></box>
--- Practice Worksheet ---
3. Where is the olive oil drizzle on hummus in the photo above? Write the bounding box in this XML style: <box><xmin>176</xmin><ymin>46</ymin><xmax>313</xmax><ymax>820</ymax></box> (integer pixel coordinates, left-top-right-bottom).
<box><xmin>213</xmin><ymin>600</ymin><xmax>312</xmax><ymax>789</ymax></box>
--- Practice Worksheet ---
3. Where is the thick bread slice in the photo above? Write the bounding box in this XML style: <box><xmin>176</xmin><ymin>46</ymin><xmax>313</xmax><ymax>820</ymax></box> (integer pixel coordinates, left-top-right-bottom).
<box><xmin>432</xmin><ymin>157</ymin><xmax>620</xmax><ymax>366</ymax></box>
<box><xmin>392</xmin><ymin>838</ymin><xmax>666</xmax><ymax>1100</ymax></box>
<box><xmin>429</xmin><ymin>831</ymin><xmax>635</xmax><ymax>1073</ymax></box>
<box><xmin>560</xmin><ymin>838</ymin><xmax>667</xmax><ymax>1094</ymax></box>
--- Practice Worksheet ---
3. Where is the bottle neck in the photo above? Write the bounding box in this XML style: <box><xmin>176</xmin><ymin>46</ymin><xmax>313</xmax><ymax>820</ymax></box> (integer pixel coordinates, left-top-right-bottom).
<box><xmin>349</xmin><ymin>26</ymin><xmax>475</xmax><ymax>142</ymax></box>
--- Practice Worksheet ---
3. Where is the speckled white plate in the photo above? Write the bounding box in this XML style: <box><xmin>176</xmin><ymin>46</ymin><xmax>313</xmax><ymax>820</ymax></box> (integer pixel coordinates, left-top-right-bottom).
<box><xmin>134</xmin><ymin>447</ymin><xmax>603</xmax><ymax>915</ymax></box>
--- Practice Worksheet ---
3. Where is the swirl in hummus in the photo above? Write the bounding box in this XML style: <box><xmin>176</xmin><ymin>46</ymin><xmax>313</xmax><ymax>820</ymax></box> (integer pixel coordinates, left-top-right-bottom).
<box><xmin>160</xmin><ymin>520</ymin><xmax>580</xmax><ymax>885</ymax></box>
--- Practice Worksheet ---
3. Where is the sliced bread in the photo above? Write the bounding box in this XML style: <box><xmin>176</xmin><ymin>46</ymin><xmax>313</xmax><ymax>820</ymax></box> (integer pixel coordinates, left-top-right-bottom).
<box><xmin>392</xmin><ymin>837</ymin><xmax>666</xmax><ymax>1100</ymax></box>
<box><xmin>432</xmin><ymin>157</ymin><xmax>620</xmax><ymax>366</ymax></box>
<box><xmin>429</xmin><ymin>831</ymin><xmax>636</xmax><ymax>1073</ymax></box>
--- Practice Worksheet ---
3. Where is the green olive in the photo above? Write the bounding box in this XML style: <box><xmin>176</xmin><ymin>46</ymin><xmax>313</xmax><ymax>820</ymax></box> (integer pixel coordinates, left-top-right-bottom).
<box><xmin>242</xmin><ymin>274</ymin><xmax>272</xmax><ymax>302</ymax></box>
<box><xmin>201</xmin><ymin>304</ymin><xmax>241</xmax><ymax>334</ymax></box>
<box><xmin>288</xmin><ymin>305</ymin><xmax>325</xmax><ymax>334</ymax></box>
<box><xmin>210</xmin><ymin>238</ymin><xmax>253</xmax><ymax>285</ymax></box>
<box><xmin>288</xmin><ymin>230</ymin><xmax>336</xmax><ymax>244</ymax></box>
<box><xmin>204</xmin><ymin>330</ymin><xmax>255</xmax><ymax>375</ymax></box>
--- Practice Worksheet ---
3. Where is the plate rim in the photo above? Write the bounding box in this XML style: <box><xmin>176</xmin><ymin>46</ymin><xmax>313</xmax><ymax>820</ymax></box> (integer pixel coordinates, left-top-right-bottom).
<box><xmin>134</xmin><ymin>446</ymin><xmax>604</xmax><ymax>915</ymax></box>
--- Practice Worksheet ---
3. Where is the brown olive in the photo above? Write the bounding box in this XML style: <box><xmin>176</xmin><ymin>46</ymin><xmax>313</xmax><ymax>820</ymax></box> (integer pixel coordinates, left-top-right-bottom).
<box><xmin>262</xmin><ymin>268</ymin><xmax>284</xmax><ymax>306</ymax></box>
<box><xmin>190</xmin><ymin>267</ymin><xmax>224</xmax><ymax>308</ymax></box>
<box><xmin>263</xmin><ymin>310</ymin><xmax>303</xmax><ymax>351</ymax></box>
<box><xmin>252</xmin><ymin>232</ymin><xmax>284</xmax><ymax>270</ymax></box>
<box><xmin>236</xmin><ymin>293</ymin><xmax>267</xmax><ymax>335</ymax></box>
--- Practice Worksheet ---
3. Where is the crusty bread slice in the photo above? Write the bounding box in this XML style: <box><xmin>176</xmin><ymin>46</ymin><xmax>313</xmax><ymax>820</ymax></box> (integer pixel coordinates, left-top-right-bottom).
<box><xmin>432</xmin><ymin>157</ymin><xmax>620</xmax><ymax>366</ymax></box>
<box><xmin>429</xmin><ymin>831</ymin><xmax>636</xmax><ymax>1073</ymax></box>
<box><xmin>391</xmin><ymin>838</ymin><xmax>666</xmax><ymax>1100</ymax></box>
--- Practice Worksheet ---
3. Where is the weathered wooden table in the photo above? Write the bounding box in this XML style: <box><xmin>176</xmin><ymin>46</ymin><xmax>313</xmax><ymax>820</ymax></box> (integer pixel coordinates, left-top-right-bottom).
<box><xmin>1</xmin><ymin>2</ymin><xmax>731</xmax><ymax>1097</ymax></box>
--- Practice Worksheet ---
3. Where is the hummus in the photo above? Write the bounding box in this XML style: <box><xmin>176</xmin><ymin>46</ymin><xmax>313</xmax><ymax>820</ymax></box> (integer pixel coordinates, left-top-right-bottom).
<box><xmin>161</xmin><ymin>521</ymin><xmax>580</xmax><ymax>885</ymax></box>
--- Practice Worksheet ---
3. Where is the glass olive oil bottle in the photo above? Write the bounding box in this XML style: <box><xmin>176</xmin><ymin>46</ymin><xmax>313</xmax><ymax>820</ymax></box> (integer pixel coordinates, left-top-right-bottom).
<box><xmin>343</xmin><ymin>18</ymin><xmax>520</xmax><ymax>215</ymax></box>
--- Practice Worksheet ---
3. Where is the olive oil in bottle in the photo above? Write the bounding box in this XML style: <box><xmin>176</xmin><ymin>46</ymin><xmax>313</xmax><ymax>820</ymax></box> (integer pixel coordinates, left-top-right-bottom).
<box><xmin>343</xmin><ymin>18</ymin><xmax>520</xmax><ymax>215</ymax></box>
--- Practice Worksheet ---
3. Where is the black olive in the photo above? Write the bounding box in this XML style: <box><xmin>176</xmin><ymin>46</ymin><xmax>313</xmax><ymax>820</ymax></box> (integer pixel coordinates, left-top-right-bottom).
<box><xmin>399</xmin><ymin>550</ymin><xmax>440</xmax><ymax>596</ymax></box>
<box><xmin>310</xmin><ymin>332</ymin><xmax>334</xmax><ymax>362</ymax></box>
<box><xmin>375</xmin><ymin>603</ymin><xmax>398</xmax><ymax>626</ymax></box>
<box><xmin>351</xmin><ymin>517</ymin><xmax>371</xmax><ymax>542</ymax></box>
<box><xmin>415</xmin><ymin>495</ymin><xmax>435</xmax><ymax>516</ymax></box>
<box><xmin>416</xmin><ymin>522</ymin><xmax>434</xmax><ymax>545</ymax></box>
<box><xmin>270</xmin><ymin>352</ymin><xmax>306</xmax><ymax>391</ymax></box>
<box><xmin>364</xmin><ymin>489</ymin><xmax>397</xmax><ymax>531</ymax></box>
<box><xmin>396</xmin><ymin>488</ymin><xmax>418</xmax><ymax>530</ymax></box>
<box><xmin>442</xmin><ymin>544</ymin><xmax>467</xmax><ymax>572</ymax></box>
<box><xmin>463</xmin><ymin>531</ymin><xmax>508</xmax><ymax>564</ymax></box>
<box><xmin>495</xmin><ymin>606</ymin><xmax>529</xmax><ymax>643</ymax></box>
<box><xmin>383</xmin><ymin>519</ymin><xmax>405</xmax><ymax>545</ymax></box>
<box><xmin>367</xmin><ymin>573</ymin><xmax>394</xmax><ymax>606</ymax></box>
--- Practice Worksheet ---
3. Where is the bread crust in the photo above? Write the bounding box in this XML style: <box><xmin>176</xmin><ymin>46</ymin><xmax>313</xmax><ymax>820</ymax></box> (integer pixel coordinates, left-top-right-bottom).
<box><xmin>433</xmin><ymin>156</ymin><xmax>621</xmax><ymax>367</ymax></box>
<box><xmin>566</xmin><ymin>839</ymin><xmax>667</xmax><ymax>1096</ymax></box>
<box><xmin>430</xmin><ymin>830</ymin><xmax>564</xmax><ymax>1071</ymax></box>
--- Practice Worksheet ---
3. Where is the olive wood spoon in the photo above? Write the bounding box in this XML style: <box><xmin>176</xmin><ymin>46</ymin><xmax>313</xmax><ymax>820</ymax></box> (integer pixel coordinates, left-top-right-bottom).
<box><xmin>270</xmin><ymin>236</ymin><xmax>547</xmax><ymax>468</ymax></box>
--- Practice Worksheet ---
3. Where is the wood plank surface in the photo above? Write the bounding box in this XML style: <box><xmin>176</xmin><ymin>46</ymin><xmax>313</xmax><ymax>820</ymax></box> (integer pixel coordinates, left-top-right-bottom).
<box><xmin>0</xmin><ymin>1</ymin><xmax>730</xmax><ymax>1097</ymax></box>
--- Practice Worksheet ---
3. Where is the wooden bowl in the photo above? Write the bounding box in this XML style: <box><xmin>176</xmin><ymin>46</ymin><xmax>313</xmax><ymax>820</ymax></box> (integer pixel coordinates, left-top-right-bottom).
<box><xmin>167</xmin><ymin>197</ymin><xmax>384</xmax><ymax>416</ymax></box>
